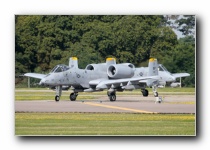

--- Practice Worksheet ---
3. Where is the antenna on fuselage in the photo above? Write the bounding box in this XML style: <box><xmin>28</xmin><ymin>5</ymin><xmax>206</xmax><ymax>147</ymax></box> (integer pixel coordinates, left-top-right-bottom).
<box><xmin>69</xmin><ymin>57</ymin><xmax>78</xmax><ymax>69</ymax></box>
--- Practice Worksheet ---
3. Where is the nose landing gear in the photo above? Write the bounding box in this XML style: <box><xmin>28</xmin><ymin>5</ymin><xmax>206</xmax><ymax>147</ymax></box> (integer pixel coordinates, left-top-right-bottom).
<box><xmin>152</xmin><ymin>85</ymin><xmax>158</xmax><ymax>97</ymax></box>
<box><xmin>55</xmin><ymin>95</ymin><xmax>60</xmax><ymax>101</ymax></box>
<box><xmin>55</xmin><ymin>85</ymin><xmax>62</xmax><ymax>102</ymax></box>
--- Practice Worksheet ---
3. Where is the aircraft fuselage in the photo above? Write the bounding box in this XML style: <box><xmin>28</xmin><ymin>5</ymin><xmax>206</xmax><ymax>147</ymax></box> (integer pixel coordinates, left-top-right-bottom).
<box><xmin>40</xmin><ymin>68</ymin><xmax>108</xmax><ymax>88</ymax></box>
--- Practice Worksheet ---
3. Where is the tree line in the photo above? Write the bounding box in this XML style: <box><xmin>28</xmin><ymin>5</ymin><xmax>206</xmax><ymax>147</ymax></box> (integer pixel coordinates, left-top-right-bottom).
<box><xmin>15</xmin><ymin>15</ymin><xmax>195</xmax><ymax>87</ymax></box>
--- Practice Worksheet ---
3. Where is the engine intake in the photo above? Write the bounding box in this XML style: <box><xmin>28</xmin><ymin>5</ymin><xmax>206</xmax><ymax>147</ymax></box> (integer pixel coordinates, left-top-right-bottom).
<box><xmin>85</xmin><ymin>64</ymin><xmax>107</xmax><ymax>72</ymax></box>
<box><xmin>107</xmin><ymin>64</ymin><xmax>135</xmax><ymax>79</ymax></box>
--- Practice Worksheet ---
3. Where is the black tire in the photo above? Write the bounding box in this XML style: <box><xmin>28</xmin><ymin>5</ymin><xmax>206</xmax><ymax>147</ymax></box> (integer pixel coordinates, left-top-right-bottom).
<box><xmin>154</xmin><ymin>92</ymin><xmax>158</xmax><ymax>97</ymax></box>
<box><xmin>142</xmin><ymin>89</ymin><xmax>148</xmax><ymax>97</ymax></box>
<box><xmin>55</xmin><ymin>95</ymin><xmax>60</xmax><ymax>102</ymax></box>
<box><xmin>109</xmin><ymin>93</ymin><xmax>116</xmax><ymax>101</ymax></box>
<box><xmin>70</xmin><ymin>93</ymin><xmax>77</xmax><ymax>101</ymax></box>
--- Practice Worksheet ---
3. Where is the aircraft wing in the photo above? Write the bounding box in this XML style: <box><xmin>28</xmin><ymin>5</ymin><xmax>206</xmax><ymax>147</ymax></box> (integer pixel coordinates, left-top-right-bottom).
<box><xmin>95</xmin><ymin>76</ymin><xmax>159</xmax><ymax>89</ymax></box>
<box><xmin>172</xmin><ymin>73</ymin><xmax>190</xmax><ymax>78</ymax></box>
<box><xmin>24</xmin><ymin>73</ymin><xmax>46</xmax><ymax>79</ymax></box>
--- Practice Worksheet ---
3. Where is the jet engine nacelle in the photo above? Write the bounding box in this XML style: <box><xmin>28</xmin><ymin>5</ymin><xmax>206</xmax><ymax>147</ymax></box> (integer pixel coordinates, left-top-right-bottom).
<box><xmin>107</xmin><ymin>63</ymin><xmax>135</xmax><ymax>79</ymax></box>
<box><xmin>85</xmin><ymin>63</ymin><xmax>107</xmax><ymax>72</ymax></box>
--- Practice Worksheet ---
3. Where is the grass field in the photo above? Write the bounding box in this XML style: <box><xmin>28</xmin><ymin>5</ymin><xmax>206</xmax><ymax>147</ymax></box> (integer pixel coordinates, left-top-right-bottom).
<box><xmin>15</xmin><ymin>87</ymin><xmax>195</xmax><ymax>101</ymax></box>
<box><xmin>15</xmin><ymin>113</ymin><xmax>195</xmax><ymax>136</ymax></box>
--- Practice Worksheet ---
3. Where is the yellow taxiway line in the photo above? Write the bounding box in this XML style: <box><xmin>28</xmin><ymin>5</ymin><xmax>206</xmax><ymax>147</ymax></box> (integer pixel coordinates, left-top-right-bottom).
<box><xmin>84</xmin><ymin>102</ymin><xmax>157</xmax><ymax>114</ymax></box>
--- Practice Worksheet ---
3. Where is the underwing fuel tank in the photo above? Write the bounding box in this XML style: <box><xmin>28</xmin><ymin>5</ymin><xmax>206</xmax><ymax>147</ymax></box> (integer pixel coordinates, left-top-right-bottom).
<box><xmin>170</xmin><ymin>82</ymin><xmax>181</xmax><ymax>87</ymax></box>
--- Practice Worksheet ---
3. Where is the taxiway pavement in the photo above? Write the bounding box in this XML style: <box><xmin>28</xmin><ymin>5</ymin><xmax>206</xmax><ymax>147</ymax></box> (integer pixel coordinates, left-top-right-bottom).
<box><xmin>15</xmin><ymin>95</ymin><xmax>195</xmax><ymax>114</ymax></box>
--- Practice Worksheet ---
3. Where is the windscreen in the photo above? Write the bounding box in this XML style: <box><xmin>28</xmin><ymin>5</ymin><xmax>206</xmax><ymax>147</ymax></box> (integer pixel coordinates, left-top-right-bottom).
<box><xmin>158</xmin><ymin>64</ymin><xmax>169</xmax><ymax>72</ymax></box>
<box><xmin>50</xmin><ymin>64</ymin><xmax>70</xmax><ymax>73</ymax></box>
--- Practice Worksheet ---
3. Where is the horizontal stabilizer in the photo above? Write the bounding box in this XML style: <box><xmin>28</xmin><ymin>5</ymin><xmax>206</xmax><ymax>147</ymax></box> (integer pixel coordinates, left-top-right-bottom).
<box><xmin>172</xmin><ymin>73</ymin><xmax>190</xmax><ymax>78</ymax></box>
<box><xmin>24</xmin><ymin>73</ymin><xmax>46</xmax><ymax>79</ymax></box>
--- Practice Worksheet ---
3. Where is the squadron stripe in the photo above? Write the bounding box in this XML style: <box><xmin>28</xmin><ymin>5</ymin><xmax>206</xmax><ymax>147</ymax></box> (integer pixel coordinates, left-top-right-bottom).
<box><xmin>84</xmin><ymin>102</ymin><xmax>156</xmax><ymax>114</ymax></box>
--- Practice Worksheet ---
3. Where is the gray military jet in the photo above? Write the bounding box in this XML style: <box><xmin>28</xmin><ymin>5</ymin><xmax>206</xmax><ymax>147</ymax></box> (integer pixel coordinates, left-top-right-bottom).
<box><xmin>24</xmin><ymin>57</ymin><xmax>160</xmax><ymax>101</ymax></box>
<box><xmin>133</xmin><ymin>63</ymin><xmax>190</xmax><ymax>87</ymax></box>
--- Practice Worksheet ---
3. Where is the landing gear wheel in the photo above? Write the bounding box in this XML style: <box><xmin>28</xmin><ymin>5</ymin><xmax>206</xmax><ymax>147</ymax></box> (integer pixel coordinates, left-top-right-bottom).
<box><xmin>70</xmin><ymin>93</ymin><xmax>77</xmax><ymax>101</ymax></box>
<box><xmin>141</xmin><ymin>89</ymin><xmax>149</xmax><ymax>97</ymax></box>
<box><xmin>55</xmin><ymin>95</ymin><xmax>60</xmax><ymax>102</ymax></box>
<box><xmin>154</xmin><ymin>92</ymin><xmax>158</xmax><ymax>97</ymax></box>
<box><xmin>109</xmin><ymin>93</ymin><xmax>116</xmax><ymax>101</ymax></box>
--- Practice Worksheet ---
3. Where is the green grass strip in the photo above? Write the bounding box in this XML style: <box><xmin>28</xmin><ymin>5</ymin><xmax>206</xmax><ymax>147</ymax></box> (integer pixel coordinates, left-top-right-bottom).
<box><xmin>15</xmin><ymin>113</ymin><xmax>195</xmax><ymax>136</ymax></box>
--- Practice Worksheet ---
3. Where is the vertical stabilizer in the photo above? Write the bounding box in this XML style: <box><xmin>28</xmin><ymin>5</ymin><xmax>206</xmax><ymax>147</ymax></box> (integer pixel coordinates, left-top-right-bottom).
<box><xmin>106</xmin><ymin>57</ymin><xmax>116</xmax><ymax>66</ymax></box>
<box><xmin>69</xmin><ymin>57</ymin><xmax>78</xmax><ymax>68</ymax></box>
<box><xmin>148</xmin><ymin>58</ymin><xmax>158</xmax><ymax>76</ymax></box>
<box><xmin>148</xmin><ymin>58</ymin><xmax>159</xmax><ymax>97</ymax></box>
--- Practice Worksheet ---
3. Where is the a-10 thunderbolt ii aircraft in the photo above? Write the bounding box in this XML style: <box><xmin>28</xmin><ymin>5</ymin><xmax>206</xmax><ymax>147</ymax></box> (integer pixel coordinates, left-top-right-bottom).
<box><xmin>24</xmin><ymin>57</ymin><xmax>190</xmax><ymax>101</ymax></box>
<box><xmin>137</xmin><ymin>63</ymin><xmax>190</xmax><ymax>87</ymax></box>
<box><xmin>24</xmin><ymin>57</ymin><xmax>160</xmax><ymax>101</ymax></box>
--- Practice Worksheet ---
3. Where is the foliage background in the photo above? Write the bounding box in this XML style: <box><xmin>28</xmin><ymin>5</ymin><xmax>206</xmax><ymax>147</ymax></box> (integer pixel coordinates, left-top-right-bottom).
<box><xmin>15</xmin><ymin>15</ymin><xmax>195</xmax><ymax>87</ymax></box>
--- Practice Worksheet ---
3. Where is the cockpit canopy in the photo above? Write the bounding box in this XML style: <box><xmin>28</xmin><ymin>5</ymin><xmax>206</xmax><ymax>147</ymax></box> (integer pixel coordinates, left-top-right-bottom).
<box><xmin>158</xmin><ymin>64</ymin><xmax>169</xmax><ymax>72</ymax></box>
<box><xmin>50</xmin><ymin>64</ymin><xmax>70</xmax><ymax>73</ymax></box>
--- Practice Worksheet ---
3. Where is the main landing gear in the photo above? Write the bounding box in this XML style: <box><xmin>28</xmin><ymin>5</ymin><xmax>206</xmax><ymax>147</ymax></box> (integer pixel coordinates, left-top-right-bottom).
<box><xmin>141</xmin><ymin>88</ymin><xmax>158</xmax><ymax>97</ymax></box>
<box><xmin>141</xmin><ymin>89</ymin><xmax>149</xmax><ymax>97</ymax></box>
<box><xmin>107</xmin><ymin>91</ymin><xmax>116</xmax><ymax>101</ymax></box>
<box><xmin>54</xmin><ymin>87</ymin><xmax>158</xmax><ymax>102</ymax></box>
<box><xmin>70</xmin><ymin>92</ymin><xmax>78</xmax><ymax>101</ymax></box>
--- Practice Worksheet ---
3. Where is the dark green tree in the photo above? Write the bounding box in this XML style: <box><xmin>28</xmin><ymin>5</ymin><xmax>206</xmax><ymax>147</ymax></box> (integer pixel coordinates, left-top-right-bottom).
<box><xmin>15</xmin><ymin>15</ymin><xmax>41</xmax><ymax>73</ymax></box>
<box><xmin>175</xmin><ymin>15</ymin><xmax>195</xmax><ymax>36</ymax></box>
<box><xmin>172</xmin><ymin>36</ymin><xmax>195</xmax><ymax>87</ymax></box>
<box><xmin>15</xmin><ymin>15</ymin><xmax>195</xmax><ymax>87</ymax></box>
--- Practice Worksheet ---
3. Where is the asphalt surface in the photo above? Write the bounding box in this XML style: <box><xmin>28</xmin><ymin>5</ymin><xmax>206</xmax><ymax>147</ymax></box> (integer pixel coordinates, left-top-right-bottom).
<box><xmin>15</xmin><ymin>95</ymin><xmax>195</xmax><ymax>114</ymax></box>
